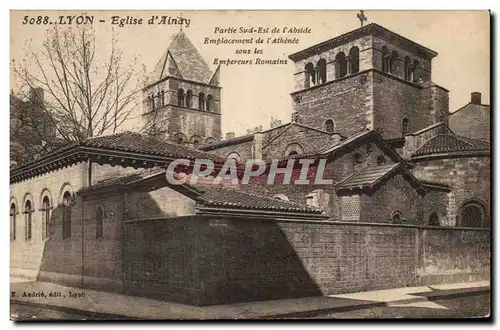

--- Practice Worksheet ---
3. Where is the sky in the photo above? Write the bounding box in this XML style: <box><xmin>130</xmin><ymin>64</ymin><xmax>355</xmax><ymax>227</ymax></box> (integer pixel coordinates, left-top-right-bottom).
<box><xmin>10</xmin><ymin>10</ymin><xmax>490</xmax><ymax>137</ymax></box>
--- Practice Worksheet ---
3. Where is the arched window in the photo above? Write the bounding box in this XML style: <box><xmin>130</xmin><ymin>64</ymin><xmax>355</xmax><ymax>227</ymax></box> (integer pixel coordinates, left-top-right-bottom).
<box><xmin>10</xmin><ymin>203</ymin><xmax>16</xmax><ymax>241</ymax></box>
<box><xmin>198</xmin><ymin>92</ymin><xmax>205</xmax><ymax>110</ymax></box>
<box><xmin>177</xmin><ymin>89</ymin><xmax>185</xmax><ymax>107</ymax></box>
<box><xmin>226</xmin><ymin>152</ymin><xmax>242</xmax><ymax>163</ymax></box>
<box><xmin>174</xmin><ymin>133</ymin><xmax>186</xmax><ymax>144</ymax></box>
<box><xmin>404</xmin><ymin>56</ymin><xmax>412</xmax><ymax>81</ymax></box>
<box><xmin>382</xmin><ymin>46</ymin><xmax>390</xmax><ymax>73</ymax></box>
<box><xmin>376</xmin><ymin>155</ymin><xmax>386</xmax><ymax>166</ymax></box>
<box><xmin>205</xmin><ymin>137</ymin><xmax>215</xmax><ymax>144</ymax></box>
<box><xmin>461</xmin><ymin>201</ymin><xmax>486</xmax><ymax>228</ymax></box>
<box><xmin>41</xmin><ymin>195</ymin><xmax>51</xmax><ymax>240</ymax></box>
<box><xmin>191</xmin><ymin>136</ymin><xmax>201</xmax><ymax>148</ymax></box>
<box><xmin>185</xmin><ymin>90</ymin><xmax>193</xmax><ymax>108</ymax></box>
<box><xmin>304</xmin><ymin>62</ymin><xmax>315</xmax><ymax>88</ymax></box>
<box><xmin>24</xmin><ymin>200</ymin><xmax>32</xmax><ymax>241</ymax></box>
<box><xmin>62</xmin><ymin>191</ymin><xmax>72</xmax><ymax>239</ymax></box>
<box><xmin>206</xmin><ymin>95</ymin><xmax>213</xmax><ymax>111</ymax></box>
<box><xmin>428</xmin><ymin>212</ymin><xmax>439</xmax><ymax>226</ymax></box>
<box><xmin>317</xmin><ymin>59</ymin><xmax>327</xmax><ymax>84</ymax></box>
<box><xmin>335</xmin><ymin>52</ymin><xmax>347</xmax><ymax>78</ymax></box>
<box><xmin>389</xmin><ymin>51</ymin><xmax>399</xmax><ymax>74</ymax></box>
<box><xmin>412</xmin><ymin>60</ymin><xmax>419</xmax><ymax>83</ymax></box>
<box><xmin>391</xmin><ymin>210</ymin><xmax>403</xmax><ymax>224</ymax></box>
<box><xmin>96</xmin><ymin>206</ymin><xmax>103</xmax><ymax>239</ymax></box>
<box><xmin>348</xmin><ymin>47</ymin><xmax>360</xmax><ymax>74</ymax></box>
<box><xmin>324</xmin><ymin>119</ymin><xmax>335</xmax><ymax>133</ymax></box>
<box><xmin>285</xmin><ymin>143</ymin><xmax>304</xmax><ymax>157</ymax></box>
<box><xmin>402</xmin><ymin>117</ymin><xmax>409</xmax><ymax>135</ymax></box>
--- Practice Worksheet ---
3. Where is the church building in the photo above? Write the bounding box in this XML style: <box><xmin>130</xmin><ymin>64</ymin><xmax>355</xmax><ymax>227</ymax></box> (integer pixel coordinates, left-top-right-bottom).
<box><xmin>10</xmin><ymin>22</ymin><xmax>490</xmax><ymax>306</ymax></box>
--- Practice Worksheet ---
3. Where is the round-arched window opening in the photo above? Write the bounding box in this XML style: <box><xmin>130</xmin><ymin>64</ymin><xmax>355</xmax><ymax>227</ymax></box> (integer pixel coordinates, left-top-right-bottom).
<box><xmin>428</xmin><ymin>212</ymin><xmax>439</xmax><ymax>226</ymax></box>
<box><xmin>376</xmin><ymin>155</ymin><xmax>386</xmax><ymax>166</ymax></box>
<box><xmin>324</xmin><ymin>119</ymin><xmax>335</xmax><ymax>133</ymax></box>
<box><xmin>461</xmin><ymin>202</ymin><xmax>486</xmax><ymax>228</ymax></box>
<box><xmin>391</xmin><ymin>211</ymin><xmax>403</xmax><ymax>224</ymax></box>
<box><xmin>288</xmin><ymin>151</ymin><xmax>298</xmax><ymax>156</ymax></box>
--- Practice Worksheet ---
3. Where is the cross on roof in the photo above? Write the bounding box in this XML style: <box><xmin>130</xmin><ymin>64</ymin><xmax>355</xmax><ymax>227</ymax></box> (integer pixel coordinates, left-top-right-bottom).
<box><xmin>357</xmin><ymin>10</ymin><xmax>368</xmax><ymax>27</ymax></box>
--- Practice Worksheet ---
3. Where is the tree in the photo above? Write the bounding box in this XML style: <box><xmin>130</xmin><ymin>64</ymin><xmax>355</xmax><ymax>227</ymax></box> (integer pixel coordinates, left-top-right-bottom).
<box><xmin>12</xmin><ymin>26</ymin><xmax>141</xmax><ymax>149</ymax></box>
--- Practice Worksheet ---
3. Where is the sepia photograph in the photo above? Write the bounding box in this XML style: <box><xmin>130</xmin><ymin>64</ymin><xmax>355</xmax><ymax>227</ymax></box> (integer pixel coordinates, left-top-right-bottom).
<box><xmin>9</xmin><ymin>9</ymin><xmax>491</xmax><ymax>320</ymax></box>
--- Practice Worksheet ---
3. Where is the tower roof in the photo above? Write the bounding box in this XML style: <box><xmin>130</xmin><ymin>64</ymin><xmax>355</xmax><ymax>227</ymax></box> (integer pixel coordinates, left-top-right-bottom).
<box><xmin>146</xmin><ymin>31</ymin><xmax>213</xmax><ymax>86</ymax></box>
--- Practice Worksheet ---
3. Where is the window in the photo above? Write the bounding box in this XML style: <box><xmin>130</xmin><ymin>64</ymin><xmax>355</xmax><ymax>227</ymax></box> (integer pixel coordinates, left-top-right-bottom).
<box><xmin>404</xmin><ymin>56</ymin><xmax>412</xmax><ymax>81</ymax></box>
<box><xmin>41</xmin><ymin>196</ymin><xmax>50</xmax><ymax>240</ymax></box>
<box><xmin>391</xmin><ymin>210</ymin><xmax>403</xmax><ymax>224</ymax></box>
<box><xmin>412</xmin><ymin>60</ymin><xmax>419</xmax><ymax>83</ymax></box>
<box><xmin>147</xmin><ymin>96</ymin><xmax>152</xmax><ymax>111</ymax></box>
<box><xmin>62</xmin><ymin>191</ymin><xmax>72</xmax><ymax>239</ymax></box>
<box><xmin>190</xmin><ymin>135</ymin><xmax>202</xmax><ymax>148</ymax></box>
<box><xmin>389</xmin><ymin>51</ymin><xmax>399</xmax><ymax>74</ymax></box>
<box><xmin>304</xmin><ymin>62</ymin><xmax>315</xmax><ymax>88</ymax></box>
<box><xmin>205</xmin><ymin>137</ymin><xmax>215</xmax><ymax>144</ymax></box>
<box><xmin>348</xmin><ymin>47</ymin><xmax>360</xmax><ymax>74</ymax></box>
<box><xmin>177</xmin><ymin>89</ymin><xmax>185</xmax><ymax>107</ymax></box>
<box><xmin>174</xmin><ymin>133</ymin><xmax>186</xmax><ymax>144</ymax></box>
<box><xmin>317</xmin><ymin>59</ymin><xmax>327</xmax><ymax>84</ymax></box>
<box><xmin>185</xmin><ymin>90</ymin><xmax>193</xmax><ymax>108</ymax></box>
<box><xmin>335</xmin><ymin>52</ymin><xmax>347</xmax><ymax>78</ymax></box>
<box><xmin>198</xmin><ymin>92</ymin><xmax>205</xmax><ymax>110</ymax></box>
<box><xmin>24</xmin><ymin>200</ymin><xmax>32</xmax><ymax>241</ymax></box>
<box><xmin>461</xmin><ymin>202</ymin><xmax>485</xmax><ymax>228</ymax></box>
<box><xmin>402</xmin><ymin>117</ymin><xmax>409</xmax><ymax>135</ymax></box>
<box><xmin>10</xmin><ymin>203</ymin><xmax>16</xmax><ymax>241</ymax></box>
<box><xmin>96</xmin><ymin>206</ymin><xmax>103</xmax><ymax>239</ymax></box>
<box><xmin>206</xmin><ymin>95</ymin><xmax>213</xmax><ymax>111</ymax></box>
<box><xmin>285</xmin><ymin>143</ymin><xmax>304</xmax><ymax>157</ymax></box>
<box><xmin>226</xmin><ymin>152</ymin><xmax>242</xmax><ymax>163</ymax></box>
<box><xmin>158</xmin><ymin>90</ymin><xmax>165</xmax><ymax>107</ymax></box>
<box><xmin>382</xmin><ymin>46</ymin><xmax>390</xmax><ymax>73</ymax></box>
<box><xmin>428</xmin><ymin>212</ymin><xmax>439</xmax><ymax>226</ymax></box>
<box><xmin>324</xmin><ymin>119</ymin><xmax>335</xmax><ymax>133</ymax></box>
<box><xmin>376</xmin><ymin>155</ymin><xmax>386</xmax><ymax>166</ymax></box>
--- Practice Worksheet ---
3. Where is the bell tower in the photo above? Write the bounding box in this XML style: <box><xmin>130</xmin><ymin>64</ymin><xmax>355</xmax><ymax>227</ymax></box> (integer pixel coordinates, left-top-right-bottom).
<box><xmin>142</xmin><ymin>31</ymin><xmax>222</xmax><ymax>148</ymax></box>
<box><xmin>288</xmin><ymin>23</ymin><xmax>448</xmax><ymax>139</ymax></box>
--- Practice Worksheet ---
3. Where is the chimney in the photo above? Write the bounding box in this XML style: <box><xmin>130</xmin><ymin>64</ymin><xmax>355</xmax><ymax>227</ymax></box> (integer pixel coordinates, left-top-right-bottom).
<box><xmin>471</xmin><ymin>92</ymin><xmax>482</xmax><ymax>105</ymax></box>
<box><xmin>252</xmin><ymin>132</ymin><xmax>263</xmax><ymax>160</ymax></box>
<box><xmin>226</xmin><ymin>132</ymin><xmax>235</xmax><ymax>140</ymax></box>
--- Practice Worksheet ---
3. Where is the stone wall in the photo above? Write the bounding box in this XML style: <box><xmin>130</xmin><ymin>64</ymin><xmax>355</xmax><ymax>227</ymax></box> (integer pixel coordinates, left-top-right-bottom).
<box><xmin>449</xmin><ymin>104</ymin><xmax>490</xmax><ymax>141</ymax></box>
<box><xmin>412</xmin><ymin>156</ymin><xmax>490</xmax><ymax>226</ymax></box>
<box><xmin>122</xmin><ymin>217</ymin><xmax>490</xmax><ymax>306</ymax></box>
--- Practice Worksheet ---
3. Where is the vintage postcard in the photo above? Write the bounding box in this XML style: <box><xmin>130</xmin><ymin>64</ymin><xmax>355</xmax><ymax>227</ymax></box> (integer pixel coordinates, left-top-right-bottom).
<box><xmin>9</xmin><ymin>10</ymin><xmax>490</xmax><ymax>320</ymax></box>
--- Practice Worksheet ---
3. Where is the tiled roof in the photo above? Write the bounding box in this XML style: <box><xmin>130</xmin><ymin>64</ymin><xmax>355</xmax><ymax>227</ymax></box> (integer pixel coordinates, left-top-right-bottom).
<box><xmin>80</xmin><ymin>167</ymin><xmax>322</xmax><ymax>214</ymax></box>
<box><xmin>336</xmin><ymin>163</ymin><xmax>401</xmax><ymax>190</ymax></box>
<box><xmin>83</xmin><ymin>131</ymin><xmax>225</xmax><ymax>162</ymax></box>
<box><xmin>413</xmin><ymin>134</ymin><xmax>490</xmax><ymax>157</ymax></box>
<box><xmin>320</xmin><ymin>129</ymin><xmax>373</xmax><ymax>155</ymax></box>
<box><xmin>147</xmin><ymin>31</ymin><xmax>213</xmax><ymax>85</ymax></box>
<box><xmin>79</xmin><ymin>167</ymin><xmax>166</xmax><ymax>193</ymax></box>
<box><xmin>197</xmin><ymin>184</ymin><xmax>321</xmax><ymax>214</ymax></box>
